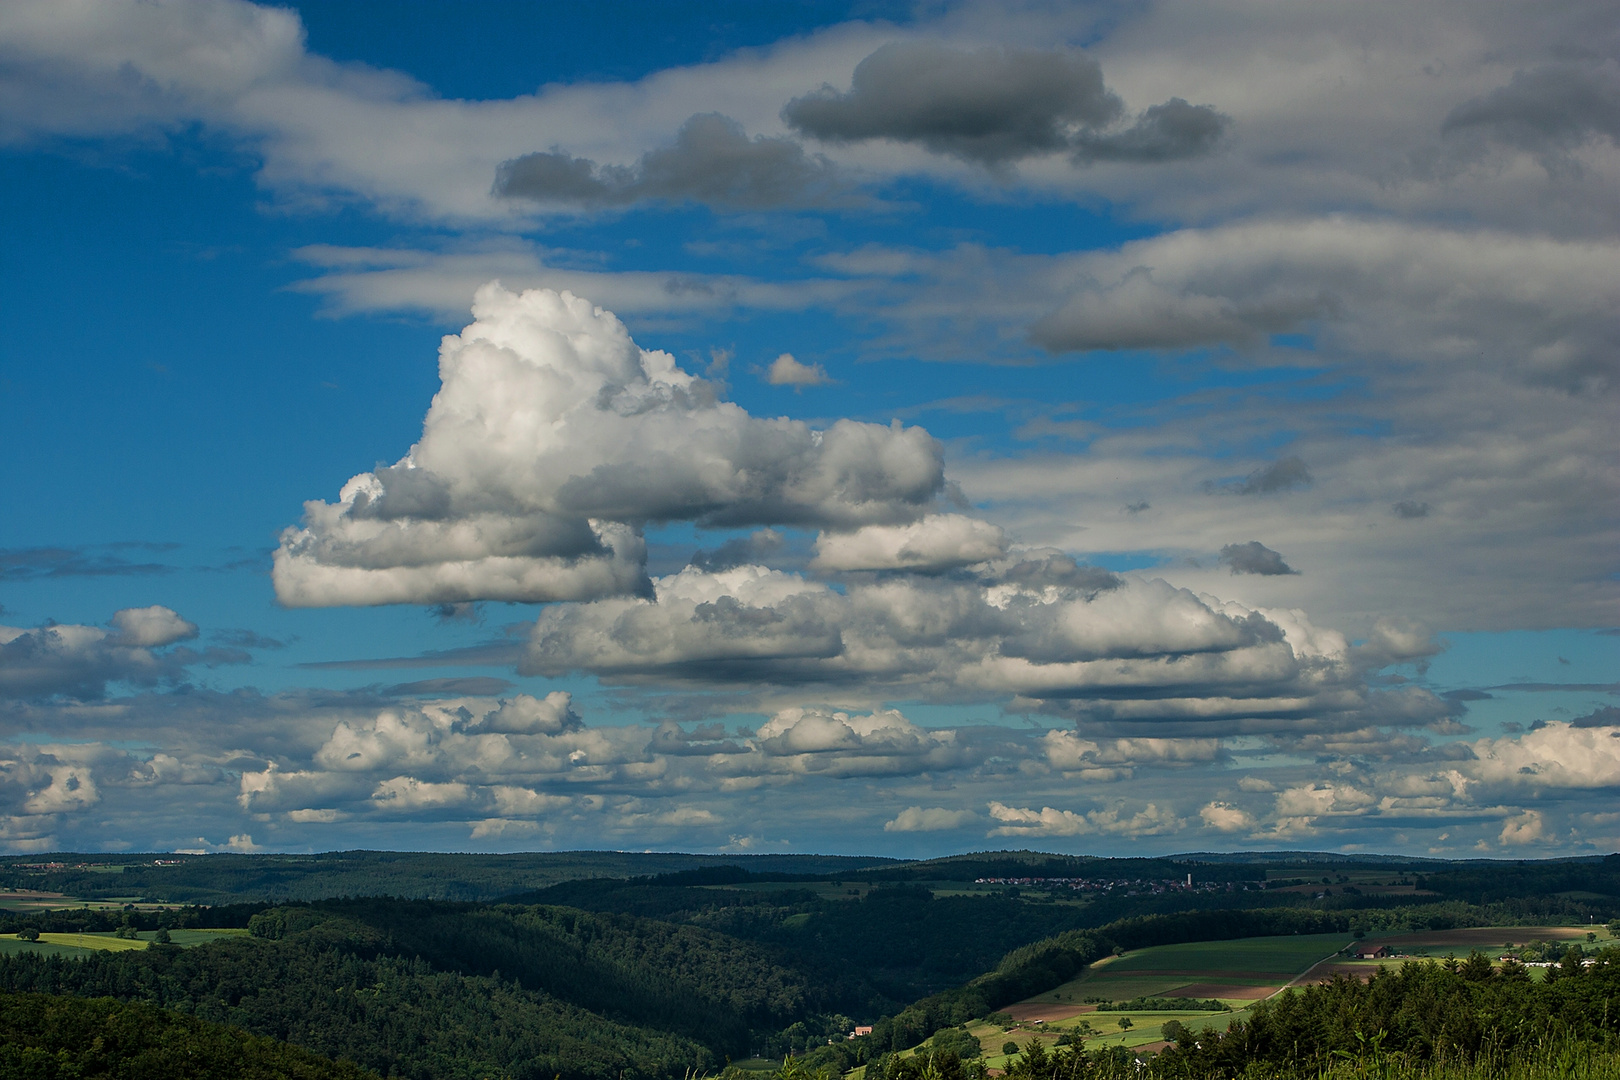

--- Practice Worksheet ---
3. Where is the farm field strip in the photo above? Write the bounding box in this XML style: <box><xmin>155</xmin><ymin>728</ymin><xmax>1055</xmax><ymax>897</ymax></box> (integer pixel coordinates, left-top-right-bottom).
<box><xmin>1365</xmin><ymin>925</ymin><xmax>1613</xmax><ymax>950</ymax></box>
<box><xmin>1019</xmin><ymin>933</ymin><xmax>1353</xmax><ymax>1008</ymax></box>
<box><xmin>0</xmin><ymin>937</ymin><xmax>97</xmax><ymax>958</ymax></box>
<box><xmin>0</xmin><ymin>928</ymin><xmax>248</xmax><ymax>956</ymax></box>
<box><xmin>38</xmin><ymin>932</ymin><xmax>149</xmax><ymax>952</ymax></box>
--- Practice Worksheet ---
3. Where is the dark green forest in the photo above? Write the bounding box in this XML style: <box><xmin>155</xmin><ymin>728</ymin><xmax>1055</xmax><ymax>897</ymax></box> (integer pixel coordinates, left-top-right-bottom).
<box><xmin>0</xmin><ymin>850</ymin><xmax>1614</xmax><ymax>1079</ymax></box>
<box><xmin>0</xmin><ymin>989</ymin><xmax>376</xmax><ymax>1080</ymax></box>
<box><xmin>0</xmin><ymin>851</ymin><xmax>897</xmax><ymax>905</ymax></box>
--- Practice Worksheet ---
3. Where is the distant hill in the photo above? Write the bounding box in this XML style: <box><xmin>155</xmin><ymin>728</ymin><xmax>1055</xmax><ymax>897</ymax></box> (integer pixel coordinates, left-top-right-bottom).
<box><xmin>0</xmin><ymin>849</ymin><xmax>901</xmax><ymax>904</ymax></box>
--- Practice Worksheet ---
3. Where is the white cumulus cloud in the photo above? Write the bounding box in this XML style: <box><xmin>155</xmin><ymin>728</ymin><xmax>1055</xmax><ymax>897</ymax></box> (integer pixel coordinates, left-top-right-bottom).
<box><xmin>811</xmin><ymin>514</ymin><xmax>1007</xmax><ymax>572</ymax></box>
<box><xmin>988</xmin><ymin>799</ymin><xmax>1183</xmax><ymax>838</ymax></box>
<box><xmin>1199</xmin><ymin>801</ymin><xmax>1255</xmax><ymax>832</ymax></box>
<box><xmin>274</xmin><ymin>285</ymin><xmax>944</xmax><ymax>606</ymax></box>
<box><xmin>765</xmin><ymin>352</ymin><xmax>833</xmax><ymax>387</ymax></box>
<box><xmin>884</xmin><ymin>806</ymin><xmax>977</xmax><ymax>832</ymax></box>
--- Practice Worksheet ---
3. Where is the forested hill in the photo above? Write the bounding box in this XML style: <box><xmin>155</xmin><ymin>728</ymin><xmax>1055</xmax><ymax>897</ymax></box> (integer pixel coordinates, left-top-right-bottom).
<box><xmin>0</xmin><ymin>849</ymin><xmax>900</xmax><ymax>904</ymax></box>
<box><xmin>0</xmin><ymin>902</ymin><xmax>753</xmax><ymax>1080</ymax></box>
<box><xmin>0</xmin><ymin>887</ymin><xmax>1110</xmax><ymax>1075</ymax></box>
<box><xmin>3</xmin><ymin>848</ymin><xmax>1613</xmax><ymax>907</ymax></box>
<box><xmin>0</xmin><ymin>989</ymin><xmax>377</xmax><ymax>1080</ymax></box>
<box><xmin>841</xmin><ymin>852</ymin><xmax>1265</xmax><ymax>883</ymax></box>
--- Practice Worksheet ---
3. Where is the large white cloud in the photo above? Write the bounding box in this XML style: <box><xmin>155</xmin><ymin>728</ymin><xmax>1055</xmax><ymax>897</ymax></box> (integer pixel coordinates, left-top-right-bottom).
<box><xmin>1465</xmin><ymin>722</ymin><xmax>1620</xmax><ymax>789</ymax></box>
<box><xmin>987</xmin><ymin>800</ymin><xmax>1184</xmax><ymax>838</ymax></box>
<box><xmin>273</xmin><ymin>285</ymin><xmax>944</xmax><ymax>606</ymax></box>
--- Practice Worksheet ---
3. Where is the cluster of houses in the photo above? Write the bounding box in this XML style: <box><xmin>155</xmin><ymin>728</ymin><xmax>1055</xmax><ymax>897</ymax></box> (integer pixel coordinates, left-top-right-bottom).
<box><xmin>1343</xmin><ymin>943</ymin><xmax>1600</xmax><ymax>967</ymax></box>
<box><xmin>973</xmin><ymin>873</ymin><xmax>1258</xmax><ymax>896</ymax></box>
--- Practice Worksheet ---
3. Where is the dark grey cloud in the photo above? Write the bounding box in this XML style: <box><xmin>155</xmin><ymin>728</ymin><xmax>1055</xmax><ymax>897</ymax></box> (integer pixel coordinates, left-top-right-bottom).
<box><xmin>1029</xmin><ymin>271</ymin><xmax>1335</xmax><ymax>353</ymax></box>
<box><xmin>649</xmin><ymin>721</ymin><xmax>748</xmax><ymax>757</ymax></box>
<box><xmin>1392</xmin><ymin>500</ymin><xmax>1430</xmax><ymax>519</ymax></box>
<box><xmin>783</xmin><ymin>42</ymin><xmax>1225</xmax><ymax>168</ymax></box>
<box><xmin>1485</xmin><ymin>682</ymin><xmax>1620</xmax><ymax>693</ymax></box>
<box><xmin>495</xmin><ymin>114</ymin><xmax>845</xmax><ymax>209</ymax></box>
<box><xmin>690</xmin><ymin>529</ymin><xmax>785</xmax><ymax>572</ymax></box>
<box><xmin>430</xmin><ymin>602</ymin><xmax>483</xmax><ymax>625</ymax></box>
<box><xmin>212</xmin><ymin>629</ymin><xmax>290</xmax><ymax>650</ymax></box>
<box><xmin>299</xmin><ymin>638</ymin><xmax>529</xmax><ymax>671</ymax></box>
<box><xmin>0</xmin><ymin>608</ymin><xmax>246</xmax><ymax>700</ymax></box>
<box><xmin>995</xmin><ymin>553</ymin><xmax>1122</xmax><ymax>597</ymax></box>
<box><xmin>1442</xmin><ymin>688</ymin><xmax>1493</xmax><ymax>702</ymax></box>
<box><xmin>1073</xmin><ymin>97</ymin><xmax>1228</xmax><ymax>163</ymax></box>
<box><xmin>381</xmin><ymin>677</ymin><xmax>516</xmax><ymax>698</ymax></box>
<box><xmin>1219</xmin><ymin>541</ymin><xmax>1300</xmax><ymax>576</ymax></box>
<box><xmin>1443</xmin><ymin>61</ymin><xmax>1620</xmax><ymax>157</ymax></box>
<box><xmin>1571</xmin><ymin>705</ymin><xmax>1620</xmax><ymax>728</ymax></box>
<box><xmin>1198</xmin><ymin>456</ymin><xmax>1315</xmax><ymax>496</ymax></box>
<box><xmin>1237</xmin><ymin>456</ymin><xmax>1313</xmax><ymax>495</ymax></box>
<box><xmin>0</xmin><ymin>546</ymin><xmax>174</xmax><ymax>580</ymax></box>
<box><xmin>784</xmin><ymin>42</ymin><xmax>1119</xmax><ymax>165</ymax></box>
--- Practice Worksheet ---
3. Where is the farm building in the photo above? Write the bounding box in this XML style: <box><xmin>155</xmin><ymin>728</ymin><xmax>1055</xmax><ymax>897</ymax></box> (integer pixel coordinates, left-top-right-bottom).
<box><xmin>1353</xmin><ymin>945</ymin><xmax>1393</xmax><ymax>959</ymax></box>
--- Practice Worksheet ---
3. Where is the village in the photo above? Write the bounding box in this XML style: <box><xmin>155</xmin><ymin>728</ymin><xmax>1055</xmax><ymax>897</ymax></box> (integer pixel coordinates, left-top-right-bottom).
<box><xmin>973</xmin><ymin>874</ymin><xmax>1260</xmax><ymax>897</ymax></box>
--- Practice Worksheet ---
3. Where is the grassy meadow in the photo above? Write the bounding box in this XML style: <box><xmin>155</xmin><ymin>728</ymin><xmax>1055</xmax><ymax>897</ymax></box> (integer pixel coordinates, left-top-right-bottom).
<box><xmin>0</xmin><ymin>927</ymin><xmax>249</xmax><ymax>958</ymax></box>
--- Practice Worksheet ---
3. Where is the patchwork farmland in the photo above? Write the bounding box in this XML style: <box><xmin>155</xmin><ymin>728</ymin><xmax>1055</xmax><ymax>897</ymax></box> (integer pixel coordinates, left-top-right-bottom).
<box><xmin>946</xmin><ymin>924</ymin><xmax>1620</xmax><ymax>1062</ymax></box>
<box><xmin>935</xmin><ymin>933</ymin><xmax>1355</xmax><ymax>1062</ymax></box>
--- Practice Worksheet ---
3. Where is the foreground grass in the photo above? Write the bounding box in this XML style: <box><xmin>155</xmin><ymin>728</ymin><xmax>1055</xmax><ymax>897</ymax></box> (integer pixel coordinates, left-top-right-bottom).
<box><xmin>1142</xmin><ymin>1041</ymin><xmax>1620</xmax><ymax>1079</ymax></box>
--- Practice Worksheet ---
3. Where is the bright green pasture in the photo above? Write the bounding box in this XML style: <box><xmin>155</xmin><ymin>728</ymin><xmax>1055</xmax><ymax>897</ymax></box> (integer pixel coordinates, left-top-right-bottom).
<box><xmin>39</xmin><ymin>932</ymin><xmax>148</xmax><ymax>952</ymax></box>
<box><xmin>0</xmin><ymin>936</ymin><xmax>98</xmax><ymax>958</ymax></box>
<box><xmin>0</xmin><ymin>927</ymin><xmax>248</xmax><ymax>957</ymax></box>
<box><xmin>980</xmin><ymin>1007</ymin><xmax>1261</xmax><ymax>1061</ymax></box>
<box><xmin>1084</xmin><ymin>1006</ymin><xmax>1258</xmax><ymax>1050</ymax></box>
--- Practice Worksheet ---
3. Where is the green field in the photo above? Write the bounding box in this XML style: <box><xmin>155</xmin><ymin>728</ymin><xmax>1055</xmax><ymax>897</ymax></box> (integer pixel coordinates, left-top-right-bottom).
<box><xmin>0</xmin><ymin>928</ymin><xmax>249</xmax><ymax>957</ymax></box>
<box><xmin>1027</xmin><ymin>932</ymin><xmax>1352</xmax><ymax>1005</ymax></box>
<box><xmin>960</xmin><ymin>1009</ymin><xmax>1258</xmax><ymax>1063</ymax></box>
<box><xmin>40</xmin><ymin>932</ymin><xmax>149</xmax><ymax>952</ymax></box>
<box><xmin>0</xmin><ymin>937</ymin><xmax>97</xmax><ymax>958</ymax></box>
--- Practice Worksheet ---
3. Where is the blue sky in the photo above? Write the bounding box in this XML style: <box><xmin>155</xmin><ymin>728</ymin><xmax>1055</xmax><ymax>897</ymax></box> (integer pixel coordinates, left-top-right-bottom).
<box><xmin>0</xmin><ymin>0</ymin><xmax>1615</xmax><ymax>858</ymax></box>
